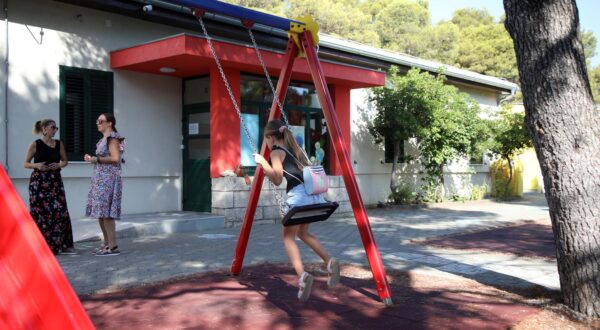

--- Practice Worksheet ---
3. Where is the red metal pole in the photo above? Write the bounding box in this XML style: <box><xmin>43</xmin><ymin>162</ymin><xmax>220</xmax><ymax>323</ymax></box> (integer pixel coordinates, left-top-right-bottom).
<box><xmin>0</xmin><ymin>165</ymin><xmax>95</xmax><ymax>328</ymax></box>
<box><xmin>231</xmin><ymin>39</ymin><xmax>299</xmax><ymax>275</ymax></box>
<box><xmin>299</xmin><ymin>32</ymin><xmax>393</xmax><ymax>305</ymax></box>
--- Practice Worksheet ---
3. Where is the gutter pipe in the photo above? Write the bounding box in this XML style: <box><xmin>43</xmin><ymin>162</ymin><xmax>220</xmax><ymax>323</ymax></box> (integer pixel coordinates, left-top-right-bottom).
<box><xmin>3</xmin><ymin>0</ymin><xmax>8</xmax><ymax>169</ymax></box>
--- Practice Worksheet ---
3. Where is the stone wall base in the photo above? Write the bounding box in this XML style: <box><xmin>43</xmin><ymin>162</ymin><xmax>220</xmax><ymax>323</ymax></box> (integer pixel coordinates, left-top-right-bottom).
<box><xmin>212</xmin><ymin>176</ymin><xmax>352</xmax><ymax>228</ymax></box>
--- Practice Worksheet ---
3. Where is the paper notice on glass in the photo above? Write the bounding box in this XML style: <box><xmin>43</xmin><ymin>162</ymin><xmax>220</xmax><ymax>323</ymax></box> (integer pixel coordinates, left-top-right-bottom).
<box><xmin>188</xmin><ymin>123</ymin><xmax>199</xmax><ymax>135</ymax></box>
<box><xmin>241</xmin><ymin>114</ymin><xmax>259</xmax><ymax>166</ymax></box>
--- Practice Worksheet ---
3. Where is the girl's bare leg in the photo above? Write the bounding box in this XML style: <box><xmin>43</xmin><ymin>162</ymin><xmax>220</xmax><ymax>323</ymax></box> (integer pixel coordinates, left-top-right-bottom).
<box><xmin>297</xmin><ymin>224</ymin><xmax>330</xmax><ymax>263</ymax></box>
<box><xmin>282</xmin><ymin>225</ymin><xmax>304</xmax><ymax>276</ymax></box>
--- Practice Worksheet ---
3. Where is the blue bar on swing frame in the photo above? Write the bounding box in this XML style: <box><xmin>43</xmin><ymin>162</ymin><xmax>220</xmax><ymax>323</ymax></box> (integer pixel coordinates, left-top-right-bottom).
<box><xmin>162</xmin><ymin>0</ymin><xmax>303</xmax><ymax>32</ymax></box>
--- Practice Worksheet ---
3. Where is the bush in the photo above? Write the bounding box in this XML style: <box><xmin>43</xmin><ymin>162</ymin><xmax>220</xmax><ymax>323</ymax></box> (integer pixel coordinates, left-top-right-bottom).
<box><xmin>389</xmin><ymin>185</ymin><xmax>415</xmax><ymax>205</ymax></box>
<box><xmin>470</xmin><ymin>185</ymin><xmax>487</xmax><ymax>200</ymax></box>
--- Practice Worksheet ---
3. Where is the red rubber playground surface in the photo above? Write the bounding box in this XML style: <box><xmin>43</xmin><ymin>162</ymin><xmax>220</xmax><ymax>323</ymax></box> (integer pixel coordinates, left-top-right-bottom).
<box><xmin>80</xmin><ymin>263</ymin><xmax>541</xmax><ymax>329</ymax></box>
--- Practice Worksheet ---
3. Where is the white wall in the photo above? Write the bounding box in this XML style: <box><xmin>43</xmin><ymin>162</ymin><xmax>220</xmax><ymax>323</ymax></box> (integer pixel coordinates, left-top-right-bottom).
<box><xmin>350</xmin><ymin>87</ymin><xmax>499</xmax><ymax>205</ymax></box>
<box><xmin>6</xmin><ymin>0</ymin><xmax>186</xmax><ymax>217</ymax></box>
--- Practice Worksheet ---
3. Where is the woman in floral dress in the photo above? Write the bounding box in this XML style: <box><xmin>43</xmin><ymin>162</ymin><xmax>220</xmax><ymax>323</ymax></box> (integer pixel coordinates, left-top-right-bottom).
<box><xmin>84</xmin><ymin>113</ymin><xmax>125</xmax><ymax>256</ymax></box>
<box><xmin>24</xmin><ymin>119</ymin><xmax>75</xmax><ymax>255</ymax></box>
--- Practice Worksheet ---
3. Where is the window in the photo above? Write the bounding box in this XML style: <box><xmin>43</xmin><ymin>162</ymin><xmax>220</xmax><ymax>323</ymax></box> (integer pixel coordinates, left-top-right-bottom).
<box><xmin>59</xmin><ymin>66</ymin><xmax>113</xmax><ymax>160</ymax></box>
<box><xmin>240</xmin><ymin>75</ymin><xmax>329</xmax><ymax>171</ymax></box>
<box><xmin>384</xmin><ymin>138</ymin><xmax>405</xmax><ymax>164</ymax></box>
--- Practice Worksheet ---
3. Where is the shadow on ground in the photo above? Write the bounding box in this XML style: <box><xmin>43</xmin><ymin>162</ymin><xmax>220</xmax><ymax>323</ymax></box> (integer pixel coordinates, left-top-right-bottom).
<box><xmin>81</xmin><ymin>264</ymin><xmax>541</xmax><ymax>330</ymax></box>
<box><xmin>418</xmin><ymin>223</ymin><xmax>556</xmax><ymax>260</ymax></box>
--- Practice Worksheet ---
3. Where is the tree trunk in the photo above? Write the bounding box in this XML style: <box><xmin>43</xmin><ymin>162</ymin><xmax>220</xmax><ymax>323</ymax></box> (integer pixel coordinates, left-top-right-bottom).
<box><xmin>504</xmin><ymin>0</ymin><xmax>600</xmax><ymax>318</ymax></box>
<box><xmin>505</xmin><ymin>155</ymin><xmax>513</xmax><ymax>198</ymax></box>
<box><xmin>389</xmin><ymin>140</ymin><xmax>401</xmax><ymax>193</ymax></box>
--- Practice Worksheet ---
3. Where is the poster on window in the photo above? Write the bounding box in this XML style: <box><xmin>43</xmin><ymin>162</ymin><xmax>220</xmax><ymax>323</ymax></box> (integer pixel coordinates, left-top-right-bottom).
<box><xmin>289</xmin><ymin>125</ymin><xmax>305</xmax><ymax>150</ymax></box>
<box><xmin>240</xmin><ymin>114</ymin><xmax>259</xmax><ymax>166</ymax></box>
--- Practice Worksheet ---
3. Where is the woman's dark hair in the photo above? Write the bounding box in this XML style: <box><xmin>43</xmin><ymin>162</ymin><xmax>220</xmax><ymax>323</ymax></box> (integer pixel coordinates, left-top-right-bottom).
<box><xmin>264</xmin><ymin>119</ymin><xmax>309</xmax><ymax>169</ymax></box>
<box><xmin>102</xmin><ymin>113</ymin><xmax>118</xmax><ymax>132</ymax></box>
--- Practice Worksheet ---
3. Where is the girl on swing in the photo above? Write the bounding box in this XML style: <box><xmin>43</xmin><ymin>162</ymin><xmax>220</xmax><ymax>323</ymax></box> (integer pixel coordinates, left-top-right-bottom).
<box><xmin>254</xmin><ymin>119</ymin><xmax>340</xmax><ymax>302</ymax></box>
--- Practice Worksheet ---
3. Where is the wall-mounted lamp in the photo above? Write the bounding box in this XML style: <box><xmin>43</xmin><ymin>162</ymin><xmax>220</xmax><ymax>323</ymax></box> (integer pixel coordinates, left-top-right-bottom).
<box><xmin>380</xmin><ymin>159</ymin><xmax>384</xmax><ymax>164</ymax></box>
<box><xmin>142</xmin><ymin>4</ymin><xmax>153</xmax><ymax>12</ymax></box>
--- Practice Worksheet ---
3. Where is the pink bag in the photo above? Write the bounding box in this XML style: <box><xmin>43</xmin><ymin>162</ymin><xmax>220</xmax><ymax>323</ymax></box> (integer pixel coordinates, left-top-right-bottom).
<box><xmin>303</xmin><ymin>165</ymin><xmax>328</xmax><ymax>195</ymax></box>
<box><xmin>280</xmin><ymin>147</ymin><xmax>329</xmax><ymax>195</ymax></box>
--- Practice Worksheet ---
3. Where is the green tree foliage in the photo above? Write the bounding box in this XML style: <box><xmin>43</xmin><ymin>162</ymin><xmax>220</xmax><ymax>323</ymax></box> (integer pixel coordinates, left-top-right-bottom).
<box><xmin>368</xmin><ymin>67</ymin><xmax>427</xmax><ymax>192</ymax></box>
<box><xmin>221</xmin><ymin>1</ymin><xmax>598</xmax><ymax>84</ymax></box>
<box><xmin>417</xmin><ymin>82</ymin><xmax>484</xmax><ymax>201</ymax></box>
<box><xmin>581</xmin><ymin>29</ymin><xmax>597</xmax><ymax>66</ymax></box>
<box><xmin>286</xmin><ymin>0</ymin><xmax>380</xmax><ymax>46</ymax></box>
<box><xmin>368</xmin><ymin>67</ymin><xmax>485</xmax><ymax>200</ymax></box>
<box><xmin>222</xmin><ymin>0</ymin><xmax>284</xmax><ymax>15</ymax></box>
<box><xmin>451</xmin><ymin>9</ymin><xmax>518</xmax><ymax>82</ymax></box>
<box><xmin>450</xmin><ymin>8</ymin><xmax>494</xmax><ymax>27</ymax></box>
<box><xmin>487</xmin><ymin>106</ymin><xmax>533</xmax><ymax>197</ymax></box>
<box><xmin>590</xmin><ymin>64</ymin><xmax>600</xmax><ymax>104</ymax></box>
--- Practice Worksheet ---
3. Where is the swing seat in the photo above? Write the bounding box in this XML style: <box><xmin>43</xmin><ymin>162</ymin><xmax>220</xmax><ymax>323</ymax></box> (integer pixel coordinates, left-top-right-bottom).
<box><xmin>281</xmin><ymin>201</ymin><xmax>339</xmax><ymax>227</ymax></box>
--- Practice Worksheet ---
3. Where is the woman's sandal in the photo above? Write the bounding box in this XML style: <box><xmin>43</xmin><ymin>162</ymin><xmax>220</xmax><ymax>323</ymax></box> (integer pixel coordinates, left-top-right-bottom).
<box><xmin>92</xmin><ymin>242</ymin><xmax>108</xmax><ymax>254</ymax></box>
<box><xmin>94</xmin><ymin>245</ymin><xmax>120</xmax><ymax>256</ymax></box>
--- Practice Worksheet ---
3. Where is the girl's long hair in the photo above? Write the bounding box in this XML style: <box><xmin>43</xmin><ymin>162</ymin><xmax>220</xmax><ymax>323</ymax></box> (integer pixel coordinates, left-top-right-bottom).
<box><xmin>264</xmin><ymin>119</ymin><xmax>309</xmax><ymax>170</ymax></box>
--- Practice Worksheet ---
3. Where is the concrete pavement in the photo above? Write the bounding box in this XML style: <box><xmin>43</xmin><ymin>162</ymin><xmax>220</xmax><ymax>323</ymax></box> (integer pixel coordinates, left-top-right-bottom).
<box><xmin>57</xmin><ymin>194</ymin><xmax>557</xmax><ymax>296</ymax></box>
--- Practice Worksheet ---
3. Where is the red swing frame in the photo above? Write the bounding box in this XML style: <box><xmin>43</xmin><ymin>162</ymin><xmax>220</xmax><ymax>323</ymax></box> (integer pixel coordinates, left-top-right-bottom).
<box><xmin>230</xmin><ymin>33</ymin><xmax>393</xmax><ymax>305</ymax></box>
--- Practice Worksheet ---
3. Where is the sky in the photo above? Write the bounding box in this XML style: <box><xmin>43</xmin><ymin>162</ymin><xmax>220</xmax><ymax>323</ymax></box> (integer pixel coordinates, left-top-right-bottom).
<box><xmin>428</xmin><ymin>0</ymin><xmax>600</xmax><ymax>67</ymax></box>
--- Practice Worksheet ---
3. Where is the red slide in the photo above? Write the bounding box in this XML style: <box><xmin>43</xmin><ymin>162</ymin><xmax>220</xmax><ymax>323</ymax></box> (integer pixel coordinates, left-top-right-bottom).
<box><xmin>0</xmin><ymin>165</ymin><xmax>93</xmax><ymax>329</ymax></box>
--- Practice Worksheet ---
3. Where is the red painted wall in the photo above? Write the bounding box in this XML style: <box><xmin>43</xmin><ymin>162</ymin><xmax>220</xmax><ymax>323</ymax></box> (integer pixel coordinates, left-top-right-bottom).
<box><xmin>210</xmin><ymin>66</ymin><xmax>241</xmax><ymax>178</ymax></box>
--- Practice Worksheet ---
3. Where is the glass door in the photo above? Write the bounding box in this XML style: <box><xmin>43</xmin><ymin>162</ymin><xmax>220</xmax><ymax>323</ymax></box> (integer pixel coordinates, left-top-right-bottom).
<box><xmin>182</xmin><ymin>104</ymin><xmax>211</xmax><ymax>212</ymax></box>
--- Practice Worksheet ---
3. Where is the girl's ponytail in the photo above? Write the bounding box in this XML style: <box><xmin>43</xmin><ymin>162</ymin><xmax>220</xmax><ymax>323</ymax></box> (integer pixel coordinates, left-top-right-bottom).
<box><xmin>264</xmin><ymin>119</ymin><xmax>310</xmax><ymax>170</ymax></box>
<box><xmin>282</xmin><ymin>129</ymin><xmax>310</xmax><ymax>169</ymax></box>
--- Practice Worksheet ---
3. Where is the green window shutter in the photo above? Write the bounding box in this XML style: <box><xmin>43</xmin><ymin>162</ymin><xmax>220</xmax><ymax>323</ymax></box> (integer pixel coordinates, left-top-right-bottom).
<box><xmin>86</xmin><ymin>71</ymin><xmax>114</xmax><ymax>155</ymax></box>
<box><xmin>60</xmin><ymin>66</ymin><xmax>113</xmax><ymax>160</ymax></box>
<box><xmin>384</xmin><ymin>138</ymin><xmax>405</xmax><ymax>164</ymax></box>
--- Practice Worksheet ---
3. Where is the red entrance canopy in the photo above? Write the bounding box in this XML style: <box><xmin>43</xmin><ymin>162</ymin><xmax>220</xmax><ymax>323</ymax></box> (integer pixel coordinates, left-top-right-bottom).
<box><xmin>110</xmin><ymin>34</ymin><xmax>384</xmax><ymax>88</ymax></box>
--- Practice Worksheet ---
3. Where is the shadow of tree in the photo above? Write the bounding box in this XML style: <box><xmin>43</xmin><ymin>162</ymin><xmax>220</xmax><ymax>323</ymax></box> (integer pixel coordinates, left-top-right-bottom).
<box><xmin>80</xmin><ymin>263</ymin><xmax>542</xmax><ymax>329</ymax></box>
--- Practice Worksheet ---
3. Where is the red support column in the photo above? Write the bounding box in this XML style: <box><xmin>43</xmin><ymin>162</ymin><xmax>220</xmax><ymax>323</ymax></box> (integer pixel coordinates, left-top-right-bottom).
<box><xmin>300</xmin><ymin>32</ymin><xmax>393</xmax><ymax>305</ymax></box>
<box><xmin>231</xmin><ymin>39</ymin><xmax>299</xmax><ymax>275</ymax></box>
<box><xmin>210</xmin><ymin>66</ymin><xmax>241</xmax><ymax>178</ymax></box>
<box><xmin>328</xmin><ymin>85</ymin><xmax>351</xmax><ymax>176</ymax></box>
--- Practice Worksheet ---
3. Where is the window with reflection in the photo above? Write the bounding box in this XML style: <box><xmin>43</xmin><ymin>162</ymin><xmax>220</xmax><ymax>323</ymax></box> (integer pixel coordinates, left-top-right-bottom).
<box><xmin>240</xmin><ymin>74</ymin><xmax>329</xmax><ymax>172</ymax></box>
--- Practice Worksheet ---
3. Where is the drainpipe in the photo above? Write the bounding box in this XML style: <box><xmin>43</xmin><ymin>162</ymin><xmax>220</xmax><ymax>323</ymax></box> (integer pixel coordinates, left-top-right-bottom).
<box><xmin>2</xmin><ymin>0</ymin><xmax>8</xmax><ymax>170</ymax></box>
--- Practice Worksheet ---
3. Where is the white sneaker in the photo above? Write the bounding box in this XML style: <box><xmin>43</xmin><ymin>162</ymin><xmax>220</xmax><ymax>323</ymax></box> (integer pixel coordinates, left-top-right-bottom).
<box><xmin>327</xmin><ymin>258</ymin><xmax>340</xmax><ymax>288</ymax></box>
<box><xmin>297</xmin><ymin>272</ymin><xmax>314</xmax><ymax>302</ymax></box>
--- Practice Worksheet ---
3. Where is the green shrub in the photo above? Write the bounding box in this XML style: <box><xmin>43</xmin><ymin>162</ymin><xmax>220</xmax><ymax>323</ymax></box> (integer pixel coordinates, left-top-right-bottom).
<box><xmin>389</xmin><ymin>185</ymin><xmax>414</xmax><ymax>205</ymax></box>
<box><xmin>470</xmin><ymin>185</ymin><xmax>487</xmax><ymax>200</ymax></box>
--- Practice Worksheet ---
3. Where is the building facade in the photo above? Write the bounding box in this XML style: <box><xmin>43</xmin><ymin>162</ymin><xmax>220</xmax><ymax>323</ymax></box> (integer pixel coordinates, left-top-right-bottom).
<box><xmin>1</xmin><ymin>0</ymin><xmax>517</xmax><ymax>226</ymax></box>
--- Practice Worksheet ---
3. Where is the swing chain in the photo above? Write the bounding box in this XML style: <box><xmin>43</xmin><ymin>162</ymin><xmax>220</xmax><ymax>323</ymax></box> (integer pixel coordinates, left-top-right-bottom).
<box><xmin>197</xmin><ymin>16</ymin><xmax>257</xmax><ymax>154</ymax></box>
<box><xmin>197</xmin><ymin>16</ymin><xmax>288</xmax><ymax>216</ymax></box>
<box><xmin>246</xmin><ymin>28</ymin><xmax>289</xmax><ymax>125</ymax></box>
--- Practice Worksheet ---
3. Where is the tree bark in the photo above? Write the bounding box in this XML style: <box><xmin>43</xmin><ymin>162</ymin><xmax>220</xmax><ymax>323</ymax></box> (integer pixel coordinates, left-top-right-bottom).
<box><xmin>504</xmin><ymin>0</ymin><xmax>600</xmax><ymax>318</ymax></box>
<box><xmin>505</xmin><ymin>155</ymin><xmax>513</xmax><ymax>198</ymax></box>
<box><xmin>390</xmin><ymin>140</ymin><xmax>401</xmax><ymax>193</ymax></box>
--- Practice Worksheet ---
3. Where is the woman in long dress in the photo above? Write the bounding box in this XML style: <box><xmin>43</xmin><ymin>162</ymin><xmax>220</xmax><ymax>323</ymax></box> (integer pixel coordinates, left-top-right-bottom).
<box><xmin>24</xmin><ymin>119</ymin><xmax>75</xmax><ymax>255</ymax></box>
